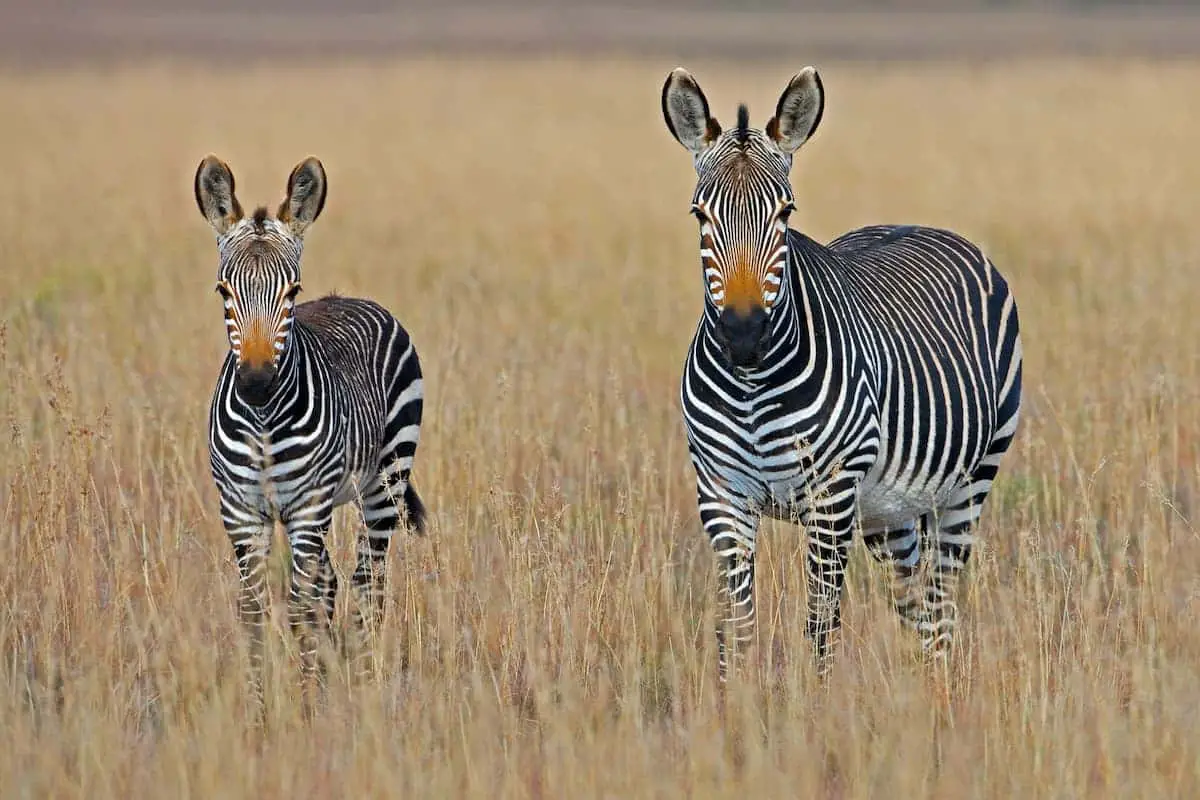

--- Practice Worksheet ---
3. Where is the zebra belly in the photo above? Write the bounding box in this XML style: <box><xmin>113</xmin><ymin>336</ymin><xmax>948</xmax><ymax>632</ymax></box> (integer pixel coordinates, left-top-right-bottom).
<box><xmin>755</xmin><ymin>459</ymin><xmax>947</xmax><ymax>528</ymax></box>
<box><xmin>855</xmin><ymin>474</ymin><xmax>947</xmax><ymax>529</ymax></box>
<box><xmin>854</xmin><ymin>430</ymin><xmax>985</xmax><ymax>529</ymax></box>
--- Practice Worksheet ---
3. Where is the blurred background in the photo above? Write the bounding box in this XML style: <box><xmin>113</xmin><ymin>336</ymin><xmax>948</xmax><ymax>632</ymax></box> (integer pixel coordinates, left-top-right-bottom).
<box><xmin>4</xmin><ymin>0</ymin><xmax>1200</xmax><ymax>66</ymax></box>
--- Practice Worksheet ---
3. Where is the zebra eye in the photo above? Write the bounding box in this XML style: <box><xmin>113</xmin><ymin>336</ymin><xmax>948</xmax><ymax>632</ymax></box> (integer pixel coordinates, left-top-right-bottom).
<box><xmin>779</xmin><ymin>202</ymin><xmax>796</xmax><ymax>218</ymax></box>
<box><xmin>691</xmin><ymin>206</ymin><xmax>710</xmax><ymax>224</ymax></box>
<box><xmin>215</xmin><ymin>283</ymin><xmax>231</xmax><ymax>299</ymax></box>
<box><xmin>285</xmin><ymin>283</ymin><xmax>303</xmax><ymax>301</ymax></box>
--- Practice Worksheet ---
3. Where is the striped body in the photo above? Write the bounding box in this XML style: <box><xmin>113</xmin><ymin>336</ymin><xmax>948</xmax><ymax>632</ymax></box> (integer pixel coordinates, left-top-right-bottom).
<box><xmin>210</xmin><ymin>295</ymin><xmax>423</xmax><ymax>527</ymax></box>
<box><xmin>662</xmin><ymin>69</ymin><xmax>1022</xmax><ymax>680</ymax></box>
<box><xmin>685</xmin><ymin>225</ymin><xmax>1020</xmax><ymax>529</ymax></box>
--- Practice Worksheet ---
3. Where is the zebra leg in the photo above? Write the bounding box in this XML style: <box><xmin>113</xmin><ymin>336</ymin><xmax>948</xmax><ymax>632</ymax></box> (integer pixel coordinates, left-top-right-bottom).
<box><xmin>222</xmin><ymin>499</ymin><xmax>273</xmax><ymax>717</ymax></box>
<box><xmin>802</xmin><ymin>478</ymin><xmax>858</xmax><ymax>676</ymax></box>
<box><xmin>696</xmin><ymin>478</ymin><xmax>760</xmax><ymax>683</ymax></box>
<box><xmin>284</xmin><ymin>510</ymin><xmax>336</xmax><ymax>713</ymax></box>
<box><xmin>861</xmin><ymin>521</ymin><xmax>925</xmax><ymax>628</ymax></box>
<box><xmin>921</xmin><ymin>487</ymin><xmax>987</xmax><ymax>657</ymax></box>
<box><xmin>349</xmin><ymin>472</ymin><xmax>404</xmax><ymax>681</ymax></box>
<box><xmin>349</xmin><ymin>453</ymin><xmax>425</xmax><ymax>681</ymax></box>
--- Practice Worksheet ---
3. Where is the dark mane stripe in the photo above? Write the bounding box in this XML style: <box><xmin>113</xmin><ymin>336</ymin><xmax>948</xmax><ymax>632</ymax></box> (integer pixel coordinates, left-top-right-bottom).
<box><xmin>735</xmin><ymin>104</ymin><xmax>750</xmax><ymax>146</ymax></box>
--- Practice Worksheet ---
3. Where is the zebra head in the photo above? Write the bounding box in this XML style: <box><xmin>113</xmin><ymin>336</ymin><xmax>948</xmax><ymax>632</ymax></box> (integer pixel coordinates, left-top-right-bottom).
<box><xmin>194</xmin><ymin>155</ymin><xmax>327</xmax><ymax>407</ymax></box>
<box><xmin>662</xmin><ymin>67</ymin><xmax>824</xmax><ymax>369</ymax></box>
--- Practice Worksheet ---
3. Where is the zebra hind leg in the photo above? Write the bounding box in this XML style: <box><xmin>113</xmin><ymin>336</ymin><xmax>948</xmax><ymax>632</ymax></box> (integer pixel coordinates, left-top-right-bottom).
<box><xmin>285</xmin><ymin>515</ymin><xmax>337</xmax><ymax>716</ymax></box>
<box><xmin>350</xmin><ymin>464</ymin><xmax>424</xmax><ymax>682</ymax></box>
<box><xmin>921</xmin><ymin>483</ymin><xmax>990</xmax><ymax>658</ymax></box>
<box><xmin>862</xmin><ymin>521</ymin><xmax>926</xmax><ymax>630</ymax></box>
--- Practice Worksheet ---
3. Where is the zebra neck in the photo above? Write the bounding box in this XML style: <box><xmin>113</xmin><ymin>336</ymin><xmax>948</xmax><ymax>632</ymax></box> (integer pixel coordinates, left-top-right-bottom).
<box><xmin>760</xmin><ymin>289</ymin><xmax>809</xmax><ymax>378</ymax></box>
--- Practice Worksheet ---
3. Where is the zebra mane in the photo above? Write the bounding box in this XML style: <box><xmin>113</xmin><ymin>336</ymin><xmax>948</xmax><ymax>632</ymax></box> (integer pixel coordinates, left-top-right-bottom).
<box><xmin>251</xmin><ymin>206</ymin><xmax>269</xmax><ymax>232</ymax></box>
<box><xmin>735</xmin><ymin>104</ymin><xmax>750</xmax><ymax>146</ymax></box>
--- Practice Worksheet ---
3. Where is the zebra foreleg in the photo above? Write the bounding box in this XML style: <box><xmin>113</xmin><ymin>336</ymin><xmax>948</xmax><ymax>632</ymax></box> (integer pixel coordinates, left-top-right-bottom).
<box><xmin>285</xmin><ymin>511</ymin><xmax>336</xmax><ymax>715</ymax></box>
<box><xmin>862</xmin><ymin>521</ymin><xmax>925</xmax><ymax>629</ymax></box>
<box><xmin>223</xmin><ymin>501</ymin><xmax>273</xmax><ymax>720</ymax></box>
<box><xmin>715</xmin><ymin>542</ymin><xmax>756</xmax><ymax>682</ymax></box>
<box><xmin>802</xmin><ymin>479</ymin><xmax>858</xmax><ymax>676</ymax></box>
<box><xmin>697</xmin><ymin>482</ymin><xmax>760</xmax><ymax>683</ymax></box>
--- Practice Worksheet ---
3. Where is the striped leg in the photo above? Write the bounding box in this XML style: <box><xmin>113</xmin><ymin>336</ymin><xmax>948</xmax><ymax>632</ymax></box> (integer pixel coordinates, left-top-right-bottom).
<box><xmin>922</xmin><ymin>388</ymin><xmax>1019</xmax><ymax>656</ymax></box>
<box><xmin>802</xmin><ymin>478</ymin><xmax>858</xmax><ymax>675</ymax></box>
<box><xmin>285</xmin><ymin>509</ymin><xmax>336</xmax><ymax>714</ymax></box>
<box><xmin>862</xmin><ymin>521</ymin><xmax>925</xmax><ymax>628</ymax></box>
<box><xmin>920</xmin><ymin>501</ymin><xmax>976</xmax><ymax>657</ymax></box>
<box><xmin>696</xmin><ymin>475</ymin><xmax>759</xmax><ymax>683</ymax></box>
<box><xmin>352</xmin><ymin>448</ymin><xmax>425</xmax><ymax>681</ymax></box>
<box><xmin>223</xmin><ymin>498</ymin><xmax>273</xmax><ymax>718</ymax></box>
<box><xmin>350</xmin><ymin>472</ymin><xmax>404</xmax><ymax>680</ymax></box>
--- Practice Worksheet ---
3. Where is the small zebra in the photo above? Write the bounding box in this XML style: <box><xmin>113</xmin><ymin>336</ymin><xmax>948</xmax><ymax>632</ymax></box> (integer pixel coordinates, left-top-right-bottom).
<box><xmin>661</xmin><ymin>68</ymin><xmax>1023</xmax><ymax>680</ymax></box>
<box><xmin>194</xmin><ymin>155</ymin><xmax>426</xmax><ymax>709</ymax></box>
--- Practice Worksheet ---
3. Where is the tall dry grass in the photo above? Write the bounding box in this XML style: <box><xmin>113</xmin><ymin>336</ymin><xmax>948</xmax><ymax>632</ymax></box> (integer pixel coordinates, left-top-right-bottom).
<box><xmin>2</xmin><ymin>58</ymin><xmax>1199</xmax><ymax>797</ymax></box>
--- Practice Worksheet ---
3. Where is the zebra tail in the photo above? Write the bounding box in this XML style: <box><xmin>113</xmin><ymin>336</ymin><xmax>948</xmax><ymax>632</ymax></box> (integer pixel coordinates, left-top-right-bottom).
<box><xmin>404</xmin><ymin>483</ymin><xmax>427</xmax><ymax>535</ymax></box>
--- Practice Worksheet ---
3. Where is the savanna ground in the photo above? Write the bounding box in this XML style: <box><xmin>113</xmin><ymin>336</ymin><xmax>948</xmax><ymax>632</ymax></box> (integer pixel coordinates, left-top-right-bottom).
<box><xmin>2</xmin><ymin>56</ymin><xmax>1200</xmax><ymax>797</ymax></box>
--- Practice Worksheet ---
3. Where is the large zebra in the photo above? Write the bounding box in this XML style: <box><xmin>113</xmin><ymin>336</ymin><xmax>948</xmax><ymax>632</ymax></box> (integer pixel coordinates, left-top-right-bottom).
<box><xmin>194</xmin><ymin>155</ymin><xmax>425</xmax><ymax>710</ymax></box>
<box><xmin>661</xmin><ymin>68</ymin><xmax>1023</xmax><ymax>680</ymax></box>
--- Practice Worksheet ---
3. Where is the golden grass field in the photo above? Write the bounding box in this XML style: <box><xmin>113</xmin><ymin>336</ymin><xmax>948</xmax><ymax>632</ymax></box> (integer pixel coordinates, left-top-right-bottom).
<box><xmin>2</xmin><ymin>57</ymin><xmax>1200</xmax><ymax>797</ymax></box>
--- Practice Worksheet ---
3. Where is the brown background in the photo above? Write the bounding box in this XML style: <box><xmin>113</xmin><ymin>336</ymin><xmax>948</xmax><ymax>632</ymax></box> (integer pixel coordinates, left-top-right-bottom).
<box><xmin>5</xmin><ymin>1</ymin><xmax>1200</xmax><ymax>66</ymax></box>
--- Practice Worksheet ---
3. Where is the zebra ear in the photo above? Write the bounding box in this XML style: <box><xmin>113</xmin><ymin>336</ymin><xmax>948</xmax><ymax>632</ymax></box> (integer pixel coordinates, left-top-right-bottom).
<box><xmin>662</xmin><ymin>68</ymin><xmax>722</xmax><ymax>156</ymax></box>
<box><xmin>277</xmin><ymin>157</ymin><xmax>327</xmax><ymax>237</ymax></box>
<box><xmin>767</xmin><ymin>67</ymin><xmax>825</xmax><ymax>155</ymax></box>
<box><xmin>194</xmin><ymin>155</ymin><xmax>244</xmax><ymax>236</ymax></box>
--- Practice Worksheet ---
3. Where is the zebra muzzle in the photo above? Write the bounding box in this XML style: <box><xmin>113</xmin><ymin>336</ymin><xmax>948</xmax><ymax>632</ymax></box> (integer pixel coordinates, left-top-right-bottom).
<box><xmin>716</xmin><ymin>306</ymin><xmax>770</xmax><ymax>368</ymax></box>
<box><xmin>235</xmin><ymin>363</ymin><xmax>278</xmax><ymax>407</ymax></box>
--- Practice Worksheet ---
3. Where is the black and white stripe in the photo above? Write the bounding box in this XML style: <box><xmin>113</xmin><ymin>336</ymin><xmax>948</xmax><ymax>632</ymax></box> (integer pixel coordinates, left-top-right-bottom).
<box><xmin>195</xmin><ymin>156</ymin><xmax>425</xmax><ymax>710</ymax></box>
<box><xmin>663</xmin><ymin>69</ymin><xmax>1022</xmax><ymax>680</ymax></box>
